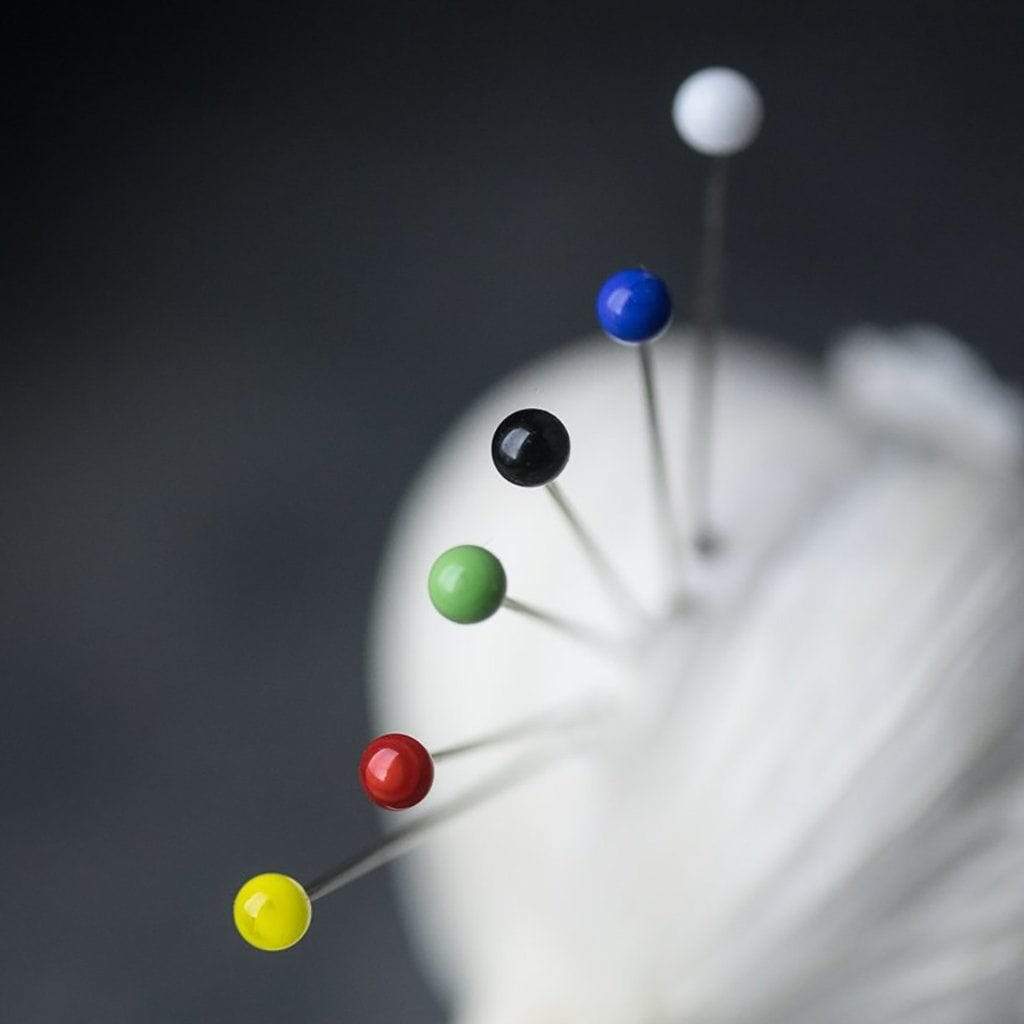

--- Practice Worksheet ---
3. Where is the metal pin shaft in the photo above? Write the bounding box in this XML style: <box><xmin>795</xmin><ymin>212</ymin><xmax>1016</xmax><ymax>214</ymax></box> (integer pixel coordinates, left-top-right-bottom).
<box><xmin>689</xmin><ymin>156</ymin><xmax>728</xmax><ymax>554</ymax></box>
<box><xmin>638</xmin><ymin>343</ymin><xmax>682</xmax><ymax>571</ymax></box>
<box><xmin>305</xmin><ymin>753</ymin><xmax>557</xmax><ymax>902</ymax></box>
<box><xmin>544</xmin><ymin>480</ymin><xmax>648</xmax><ymax>622</ymax></box>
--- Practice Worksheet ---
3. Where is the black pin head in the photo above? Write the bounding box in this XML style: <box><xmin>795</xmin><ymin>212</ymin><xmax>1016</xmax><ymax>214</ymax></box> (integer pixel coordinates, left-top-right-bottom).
<box><xmin>491</xmin><ymin>408</ymin><xmax>570</xmax><ymax>487</ymax></box>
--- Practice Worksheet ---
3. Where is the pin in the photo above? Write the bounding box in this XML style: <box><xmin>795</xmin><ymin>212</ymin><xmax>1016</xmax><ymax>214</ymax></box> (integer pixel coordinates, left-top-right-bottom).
<box><xmin>427</xmin><ymin>544</ymin><xmax>507</xmax><ymax>624</ymax></box>
<box><xmin>359</xmin><ymin>705</ymin><xmax>597</xmax><ymax>811</ymax></box>
<box><xmin>491</xmin><ymin>408</ymin><xmax>647</xmax><ymax>619</ymax></box>
<box><xmin>596</xmin><ymin>268</ymin><xmax>681</xmax><ymax>572</ymax></box>
<box><xmin>428</xmin><ymin>543</ymin><xmax>614</xmax><ymax>647</ymax></box>
<box><xmin>233</xmin><ymin>872</ymin><xmax>312</xmax><ymax>951</ymax></box>
<box><xmin>359</xmin><ymin>733</ymin><xmax>435</xmax><ymax>810</ymax></box>
<box><xmin>430</xmin><ymin>706</ymin><xmax>590</xmax><ymax>760</ymax></box>
<box><xmin>672</xmin><ymin>67</ymin><xmax>763</xmax><ymax>553</ymax></box>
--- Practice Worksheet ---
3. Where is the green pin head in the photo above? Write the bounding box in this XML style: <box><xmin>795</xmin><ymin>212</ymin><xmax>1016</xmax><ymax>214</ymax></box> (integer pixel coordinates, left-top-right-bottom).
<box><xmin>428</xmin><ymin>545</ymin><xmax>507</xmax><ymax>624</ymax></box>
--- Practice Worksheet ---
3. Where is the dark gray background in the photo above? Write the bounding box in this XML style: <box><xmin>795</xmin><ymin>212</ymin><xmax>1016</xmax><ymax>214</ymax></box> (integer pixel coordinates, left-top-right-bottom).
<box><xmin>4</xmin><ymin>2</ymin><xmax>1022</xmax><ymax>1021</ymax></box>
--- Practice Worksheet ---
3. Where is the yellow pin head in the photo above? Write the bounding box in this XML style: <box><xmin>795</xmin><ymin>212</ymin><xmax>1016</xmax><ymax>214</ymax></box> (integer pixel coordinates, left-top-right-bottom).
<box><xmin>233</xmin><ymin>872</ymin><xmax>311</xmax><ymax>951</ymax></box>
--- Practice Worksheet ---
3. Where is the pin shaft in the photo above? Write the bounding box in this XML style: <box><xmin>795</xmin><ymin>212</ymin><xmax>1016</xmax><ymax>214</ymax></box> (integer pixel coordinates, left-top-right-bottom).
<box><xmin>431</xmin><ymin>718</ymin><xmax>545</xmax><ymax>762</ymax></box>
<box><xmin>689</xmin><ymin>156</ymin><xmax>728</xmax><ymax>552</ymax></box>
<box><xmin>430</xmin><ymin>703</ymin><xmax>598</xmax><ymax>762</ymax></box>
<box><xmin>305</xmin><ymin>752</ymin><xmax>557</xmax><ymax>902</ymax></box>
<box><xmin>544</xmin><ymin>480</ymin><xmax>648</xmax><ymax>621</ymax></box>
<box><xmin>501</xmin><ymin>595</ymin><xmax>616</xmax><ymax>649</ymax></box>
<box><xmin>638</xmin><ymin>344</ymin><xmax>681</xmax><ymax>570</ymax></box>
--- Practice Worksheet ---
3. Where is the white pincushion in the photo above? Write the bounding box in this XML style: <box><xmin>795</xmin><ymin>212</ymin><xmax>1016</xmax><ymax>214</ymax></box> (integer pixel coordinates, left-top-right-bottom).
<box><xmin>371</xmin><ymin>328</ymin><xmax>1024</xmax><ymax>1022</ymax></box>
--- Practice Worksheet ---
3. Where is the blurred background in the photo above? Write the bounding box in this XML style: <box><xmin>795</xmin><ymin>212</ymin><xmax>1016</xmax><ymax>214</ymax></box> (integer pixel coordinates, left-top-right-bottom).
<box><xmin>3</xmin><ymin>2</ymin><xmax>1022</xmax><ymax>1020</ymax></box>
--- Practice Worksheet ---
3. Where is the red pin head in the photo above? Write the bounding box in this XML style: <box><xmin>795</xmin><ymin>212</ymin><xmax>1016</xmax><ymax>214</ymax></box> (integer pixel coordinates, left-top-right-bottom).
<box><xmin>359</xmin><ymin>733</ymin><xmax>434</xmax><ymax>810</ymax></box>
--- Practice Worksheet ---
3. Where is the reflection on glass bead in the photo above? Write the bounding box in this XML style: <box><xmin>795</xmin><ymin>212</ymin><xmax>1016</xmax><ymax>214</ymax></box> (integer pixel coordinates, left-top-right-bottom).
<box><xmin>233</xmin><ymin>872</ymin><xmax>311</xmax><ymax>952</ymax></box>
<box><xmin>492</xmin><ymin>408</ymin><xmax>571</xmax><ymax>487</ymax></box>
<box><xmin>428</xmin><ymin>545</ymin><xmax>507</xmax><ymax>624</ymax></box>
<box><xmin>596</xmin><ymin>268</ymin><xmax>672</xmax><ymax>344</ymax></box>
<box><xmin>359</xmin><ymin>733</ymin><xmax>435</xmax><ymax>810</ymax></box>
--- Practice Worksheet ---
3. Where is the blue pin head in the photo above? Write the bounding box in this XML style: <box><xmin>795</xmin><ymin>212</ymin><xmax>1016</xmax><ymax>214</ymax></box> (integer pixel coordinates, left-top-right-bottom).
<box><xmin>595</xmin><ymin>268</ymin><xmax>672</xmax><ymax>344</ymax></box>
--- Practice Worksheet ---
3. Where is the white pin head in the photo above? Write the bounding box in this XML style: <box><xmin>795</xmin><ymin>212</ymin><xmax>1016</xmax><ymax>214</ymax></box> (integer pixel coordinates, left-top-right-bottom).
<box><xmin>672</xmin><ymin>66</ymin><xmax>763</xmax><ymax>156</ymax></box>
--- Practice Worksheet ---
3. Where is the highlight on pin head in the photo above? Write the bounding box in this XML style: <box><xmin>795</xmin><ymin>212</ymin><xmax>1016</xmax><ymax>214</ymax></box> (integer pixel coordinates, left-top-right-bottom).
<box><xmin>492</xmin><ymin>408</ymin><xmax>570</xmax><ymax>488</ymax></box>
<box><xmin>672</xmin><ymin>66</ymin><xmax>763</xmax><ymax>156</ymax></box>
<box><xmin>428</xmin><ymin>544</ymin><xmax>507</xmax><ymax>623</ymax></box>
<box><xmin>359</xmin><ymin>732</ymin><xmax>435</xmax><ymax>810</ymax></box>
<box><xmin>233</xmin><ymin>872</ymin><xmax>312</xmax><ymax>951</ymax></box>
<box><xmin>596</xmin><ymin>267</ymin><xmax>672</xmax><ymax>344</ymax></box>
